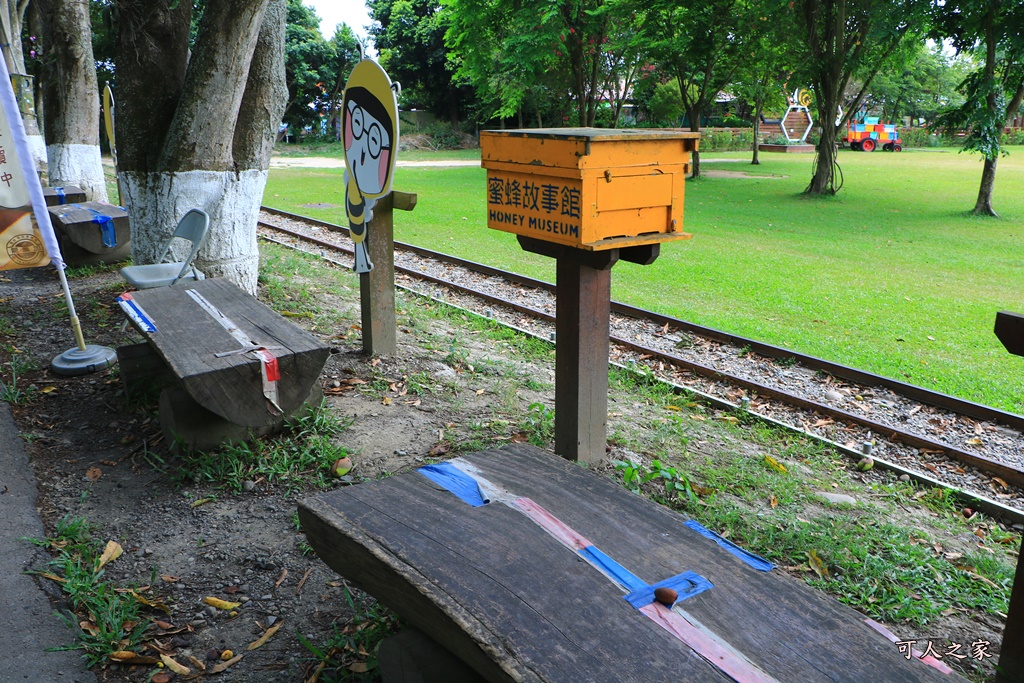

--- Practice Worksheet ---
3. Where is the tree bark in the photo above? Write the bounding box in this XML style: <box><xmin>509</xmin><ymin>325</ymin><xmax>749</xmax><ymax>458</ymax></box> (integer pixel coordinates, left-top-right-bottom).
<box><xmin>115</xmin><ymin>0</ymin><xmax>283</xmax><ymax>293</ymax></box>
<box><xmin>751</xmin><ymin>104</ymin><xmax>762</xmax><ymax>165</ymax></box>
<box><xmin>973</xmin><ymin>156</ymin><xmax>998</xmax><ymax>217</ymax></box>
<box><xmin>36</xmin><ymin>0</ymin><xmax>107</xmax><ymax>201</ymax></box>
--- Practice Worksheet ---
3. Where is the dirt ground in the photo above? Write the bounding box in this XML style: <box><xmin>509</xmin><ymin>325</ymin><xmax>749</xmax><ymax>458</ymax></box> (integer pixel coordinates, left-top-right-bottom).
<box><xmin>0</xmin><ymin>257</ymin><xmax>1015</xmax><ymax>682</ymax></box>
<box><xmin>1</xmin><ymin>263</ymin><xmax>555</xmax><ymax>682</ymax></box>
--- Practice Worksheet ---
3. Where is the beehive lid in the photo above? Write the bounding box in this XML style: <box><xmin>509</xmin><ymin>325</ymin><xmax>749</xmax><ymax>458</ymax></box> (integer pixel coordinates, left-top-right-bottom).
<box><xmin>482</xmin><ymin>128</ymin><xmax>699</xmax><ymax>170</ymax></box>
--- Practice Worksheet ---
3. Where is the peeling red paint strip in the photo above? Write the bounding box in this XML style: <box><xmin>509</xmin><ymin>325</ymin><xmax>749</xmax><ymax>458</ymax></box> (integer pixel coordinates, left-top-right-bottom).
<box><xmin>510</xmin><ymin>497</ymin><xmax>591</xmax><ymax>551</ymax></box>
<box><xmin>639</xmin><ymin>603</ymin><xmax>780</xmax><ymax>683</ymax></box>
<box><xmin>864</xmin><ymin>618</ymin><xmax>954</xmax><ymax>675</ymax></box>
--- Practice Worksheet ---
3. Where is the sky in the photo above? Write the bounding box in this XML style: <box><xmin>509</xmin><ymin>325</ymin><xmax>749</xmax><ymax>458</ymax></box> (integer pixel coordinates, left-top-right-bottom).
<box><xmin>305</xmin><ymin>0</ymin><xmax>372</xmax><ymax>43</ymax></box>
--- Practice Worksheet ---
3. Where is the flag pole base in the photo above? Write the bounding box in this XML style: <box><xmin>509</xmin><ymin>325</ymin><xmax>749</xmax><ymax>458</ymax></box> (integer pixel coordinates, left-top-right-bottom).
<box><xmin>50</xmin><ymin>345</ymin><xmax>117</xmax><ymax>376</ymax></box>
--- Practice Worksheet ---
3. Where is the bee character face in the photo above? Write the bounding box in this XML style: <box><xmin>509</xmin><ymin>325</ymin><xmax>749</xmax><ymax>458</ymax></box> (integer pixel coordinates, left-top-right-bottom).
<box><xmin>345</xmin><ymin>92</ymin><xmax>392</xmax><ymax>196</ymax></box>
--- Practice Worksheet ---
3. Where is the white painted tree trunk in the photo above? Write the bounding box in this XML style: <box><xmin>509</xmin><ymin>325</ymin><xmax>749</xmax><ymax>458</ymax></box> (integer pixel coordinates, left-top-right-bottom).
<box><xmin>114</xmin><ymin>0</ymin><xmax>285</xmax><ymax>295</ymax></box>
<box><xmin>120</xmin><ymin>170</ymin><xmax>268</xmax><ymax>292</ymax></box>
<box><xmin>47</xmin><ymin>143</ymin><xmax>108</xmax><ymax>202</ymax></box>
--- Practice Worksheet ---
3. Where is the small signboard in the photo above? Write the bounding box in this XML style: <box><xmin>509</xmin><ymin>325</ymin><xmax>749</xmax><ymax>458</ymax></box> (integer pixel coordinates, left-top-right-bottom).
<box><xmin>342</xmin><ymin>54</ymin><xmax>400</xmax><ymax>273</ymax></box>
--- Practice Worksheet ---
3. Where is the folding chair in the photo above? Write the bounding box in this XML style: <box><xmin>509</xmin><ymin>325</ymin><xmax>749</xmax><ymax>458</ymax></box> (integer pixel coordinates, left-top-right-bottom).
<box><xmin>120</xmin><ymin>209</ymin><xmax>210</xmax><ymax>289</ymax></box>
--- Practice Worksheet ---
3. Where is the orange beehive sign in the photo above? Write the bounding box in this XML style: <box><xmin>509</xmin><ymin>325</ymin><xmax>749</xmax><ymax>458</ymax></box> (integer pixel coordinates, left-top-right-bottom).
<box><xmin>480</xmin><ymin>128</ymin><xmax>699</xmax><ymax>251</ymax></box>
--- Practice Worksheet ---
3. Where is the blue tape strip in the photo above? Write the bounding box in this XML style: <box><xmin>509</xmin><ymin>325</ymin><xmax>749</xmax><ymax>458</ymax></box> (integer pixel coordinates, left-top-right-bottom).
<box><xmin>684</xmin><ymin>520</ymin><xmax>773</xmax><ymax>572</ymax></box>
<box><xmin>87</xmin><ymin>208</ymin><xmax>116</xmax><ymax>247</ymax></box>
<box><xmin>624</xmin><ymin>571</ymin><xmax>713</xmax><ymax>609</ymax></box>
<box><xmin>116</xmin><ymin>295</ymin><xmax>157</xmax><ymax>333</ymax></box>
<box><xmin>578</xmin><ymin>545</ymin><xmax>647</xmax><ymax>592</ymax></box>
<box><xmin>417</xmin><ymin>462</ymin><xmax>489</xmax><ymax>507</ymax></box>
<box><xmin>55</xmin><ymin>187</ymin><xmax>66</xmax><ymax>204</ymax></box>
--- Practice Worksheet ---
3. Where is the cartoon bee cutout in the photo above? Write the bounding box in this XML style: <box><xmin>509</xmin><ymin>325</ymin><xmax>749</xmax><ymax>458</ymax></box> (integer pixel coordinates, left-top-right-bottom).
<box><xmin>342</xmin><ymin>50</ymin><xmax>400</xmax><ymax>273</ymax></box>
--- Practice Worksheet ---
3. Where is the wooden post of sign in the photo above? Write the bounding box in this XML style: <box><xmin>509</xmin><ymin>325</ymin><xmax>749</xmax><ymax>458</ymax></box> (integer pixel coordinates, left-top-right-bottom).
<box><xmin>360</xmin><ymin>191</ymin><xmax>417</xmax><ymax>356</ymax></box>
<box><xmin>994</xmin><ymin>310</ymin><xmax>1024</xmax><ymax>683</ymax></box>
<box><xmin>555</xmin><ymin>254</ymin><xmax>615</xmax><ymax>464</ymax></box>
<box><xmin>998</xmin><ymin>548</ymin><xmax>1024</xmax><ymax>683</ymax></box>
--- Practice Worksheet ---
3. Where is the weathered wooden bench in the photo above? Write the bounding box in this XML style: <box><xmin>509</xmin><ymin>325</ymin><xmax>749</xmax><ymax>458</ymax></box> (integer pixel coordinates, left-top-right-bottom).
<box><xmin>48</xmin><ymin>200</ymin><xmax>130</xmax><ymax>266</ymax></box>
<box><xmin>116</xmin><ymin>278</ymin><xmax>329</xmax><ymax>451</ymax></box>
<box><xmin>299</xmin><ymin>443</ymin><xmax>965</xmax><ymax>683</ymax></box>
<box><xmin>42</xmin><ymin>185</ymin><xmax>86</xmax><ymax>206</ymax></box>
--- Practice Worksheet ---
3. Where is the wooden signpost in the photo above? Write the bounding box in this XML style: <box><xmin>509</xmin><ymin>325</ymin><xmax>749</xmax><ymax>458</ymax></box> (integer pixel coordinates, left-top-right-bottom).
<box><xmin>994</xmin><ymin>310</ymin><xmax>1024</xmax><ymax>683</ymax></box>
<box><xmin>359</xmin><ymin>190</ymin><xmax>417</xmax><ymax>356</ymax></box>
<box><xmin>480</xmin><ymin>128</ymin><xmax>699</xmax><ymax>463</ymax></box>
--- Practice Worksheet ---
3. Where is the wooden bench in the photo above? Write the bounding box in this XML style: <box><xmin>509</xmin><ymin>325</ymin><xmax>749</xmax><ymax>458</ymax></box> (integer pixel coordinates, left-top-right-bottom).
<box><xmin>117</xmin><ymin>278</ymin><xmax>329</xmax><ymax>451</ymax></box>
<box><xmin>299</xmin><ymin>443</ymin><xmax>965</xmax><ymax>683</ymax></box>
<box><xmin>42</xmin><ymin>185</ymin><xmax>86</xmax><ymax>206</ymax></box>
<box><xmin>48</xmin><ymin>201</ymin><xmax>130</xmax><ymax>266</ymax></box>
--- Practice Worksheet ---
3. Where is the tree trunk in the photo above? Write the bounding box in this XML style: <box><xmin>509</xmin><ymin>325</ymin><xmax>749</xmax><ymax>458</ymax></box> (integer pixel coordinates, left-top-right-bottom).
<box><xmin>973</xmin><ymin>156</ymin><xmax>998</xmax><ymax>217</ymax></box>
<box><xmin>751</xmin><ymin>103</ymin><xmax>762</xmax><ymax>165</ymax></box>
<box><xmin>688</xmin><ymin>107</ymin><xmax>702</xmax><ymax>178</ymax></box>
<box><xmin>36</xmin><ymin>0</ymin><xmax>107</xmax><ymax>201</ymax></box>
<box><xmin>1</xmin><ymin>0</ymin><xmax>44</xmax><ymax>171</ymax></box>
<box><xmin>807</xmin><ymin>85</ymin><xmax>842</xmax><ymax>195</ymax></box>
<box><xmin>116</xmin><ymin>0</ymin><xmax>283</xmax><ymax>293</ymax></box>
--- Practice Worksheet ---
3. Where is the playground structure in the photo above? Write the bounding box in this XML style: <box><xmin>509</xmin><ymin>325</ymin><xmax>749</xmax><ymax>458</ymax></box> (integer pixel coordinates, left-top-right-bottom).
<box><xmin>844</xmin><ymin>117</ymin><xmax>902</xmax><ymax>152</ymax></box>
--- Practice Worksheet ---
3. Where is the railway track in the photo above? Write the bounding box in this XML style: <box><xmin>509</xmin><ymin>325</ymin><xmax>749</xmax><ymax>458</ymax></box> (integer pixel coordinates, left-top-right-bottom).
<box><xmin>258</xmin><ymin>205</ymin><xmax>1024</xmax><ymax>525</ymax></box>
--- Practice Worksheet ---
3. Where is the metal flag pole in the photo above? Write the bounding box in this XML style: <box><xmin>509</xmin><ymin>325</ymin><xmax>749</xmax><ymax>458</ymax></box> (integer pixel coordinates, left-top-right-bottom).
<box><xmin>0</xmin><ymin>54</ymin><xmax>116</xmax><ymax>375</ymax></box>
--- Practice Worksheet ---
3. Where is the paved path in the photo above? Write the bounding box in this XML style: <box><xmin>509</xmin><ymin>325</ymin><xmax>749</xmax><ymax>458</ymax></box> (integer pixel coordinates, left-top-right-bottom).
<box><xmin>269</xmin><ymin>156</ymin><xmax>479</xmax><ymax>169</ymax></box>
<box><xmin>0</xmin><ymin>403</ymin><xmax>96</xmax><ymax>682</ymax></box>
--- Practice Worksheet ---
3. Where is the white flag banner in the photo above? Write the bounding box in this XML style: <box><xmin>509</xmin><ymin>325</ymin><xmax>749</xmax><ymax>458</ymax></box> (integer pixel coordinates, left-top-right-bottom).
<box><xmin>0</xmin><ymin>55</ymin><xmax>63</xmax><ymax>271</ymax></box>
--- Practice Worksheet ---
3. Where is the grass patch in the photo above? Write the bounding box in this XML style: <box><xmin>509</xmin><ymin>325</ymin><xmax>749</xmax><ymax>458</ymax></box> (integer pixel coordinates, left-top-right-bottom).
<box><xmin>265</xmin><ymin>147</ymin><xmax>1024</xmax><ymax>412</ymax></box>
<box><xmin>172</xmin><ymin>402</ymin><xmax>353</xmax><ymax>492</ymax></box>
<box><xmin>298</xmin><ymin>586</ymin><xmax>400</xmax><ymax>681</ymax></box>
<box><xmin>28</xmin><ymin>515</ymin><xmax>161</xmax><ymax>667</ymax></box>
<box><xmin>604</xmin><ymin>378</ymin><xmax>1019</xmax><ymax>630</ymax></box>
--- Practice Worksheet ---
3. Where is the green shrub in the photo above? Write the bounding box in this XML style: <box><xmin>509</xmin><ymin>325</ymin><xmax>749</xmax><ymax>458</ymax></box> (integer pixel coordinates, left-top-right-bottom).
<box><xmin>1002</xmin><ymin>129</ymin><xmax>1024</xmax><ymax>146</ymax></box>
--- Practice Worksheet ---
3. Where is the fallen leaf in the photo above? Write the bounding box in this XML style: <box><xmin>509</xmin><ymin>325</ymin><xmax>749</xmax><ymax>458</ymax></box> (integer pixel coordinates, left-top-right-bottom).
<box><xmin>275</xmin><ymin>569</ymin><xmax>289</xmax><ymax>588</ymax></box>
<box><xmin>191</xmin><ymin>497</ymin><xmax>216</xmax><ymax>508</ymax></box>
<box><xmin>38</xmin><ymin>571</ymin><xmax>66</xmax><ymax>584</ymax></box>
<box><xmin>763</xmin><ymin>455</ymin><xmax>787</xmax><ymax>473</ymax></box>
<box><xmin>203</xmin><ymin>596</ymin><xmax>241</xmax><ymax>610</ymax></box>
<box><xmin>427</xmin><ymin>443</ymin><xmax>449</xmax><ymax>457</ymax></box>
<box><xmin>349</xmin><ymin>662</ymin><xmax>370</xmax><ymax>673</ymax></box>
<box><xmin>41</xmin><ymin>386</ymin><xmax>57</xmax><ymax>394</ymax></box>
<box><xmin>770</xmin><ymin>496</ymin><xmax>778</xmax><ymax>509</ymax></box>
<box><xmin>85</xmin><ymin>467</ymin><xmax>102</xmax><ymax>481</ymax></box>
<box><xmin>151</xmin><ymin>673</ymin><xmax>172</xmax><ymax>683</ymax></box>
<box><xmin>475</xmin><ymin>389</ymin><xmax>485</xmax><ymax>395</ymax></box>
<box><xmin>209</xmin><ymin>654</ymin><xmax>243</xmax><ymax>674</ymax></box>
<box><xmin>160</xmin><ymin>574</ymin><xmax>179</xmax><ymax>583</ymax></box>
<box><xmin>717</xmin><ymin>415</ymin><xmax>739</xmax><ymax>425</ymax></box>
<box><xmin>99</xmin><ymin>459</ymin><xmax>117</xmax><ymax>466</ymax></box>
<box><xmin>154</xmin><ymin>620</ymin><xmax>174</xmax><ymax>630</ymax></box>
<box><xmin>160</xmin><ymin>654</ymin><xmax>190</xmax><ymax>675</ymax></box>
<box><xmin>247</xmin><ymin>621</ymin><xmax>283</xmax><ymax>650</ymax></box>
<box><xmin>807</xmin><ymin>550</ymin><xmax>829</xmax><ymax>579</ymax></box>
<box><xmin>381</xmin><ymin>396</ymin><xmax>392</xmax><ymax>406</ymax></box>
<box><xmin>664</xmin><ymin>405</ymin><xmax>682</xmax><ymax>412</ymax></box>
<box><xmin>992</xmin><ymin>477</ymin><xmax>1009</xmax><ymax>490</ymax></box>
<box><xmin>128</xmin><ymin>590</ymin><xmax>170</xmax><ymax>613</ymax></box>
<box><xmin>97</xmin><ymin>540</ymin><xmax>123</xmax><ymax>570</ymax></box>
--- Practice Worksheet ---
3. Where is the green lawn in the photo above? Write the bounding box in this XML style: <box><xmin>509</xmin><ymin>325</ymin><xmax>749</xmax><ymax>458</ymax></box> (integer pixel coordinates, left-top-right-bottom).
<box><xmin>263</xmin><ymin>146</ymin><xmax>1024</xmax><ymax>413</ymax></box>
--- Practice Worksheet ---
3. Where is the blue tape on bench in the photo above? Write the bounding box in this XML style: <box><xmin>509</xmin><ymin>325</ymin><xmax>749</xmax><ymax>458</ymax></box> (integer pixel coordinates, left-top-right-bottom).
<box><xmin>417</xmin><ymin>462</ymin><xmax>489</xmax><ymax>507</ymax></box>
<box><xmin>55</xmin><ymin>187</ymin><xmax>66</xmax><ymax>204</ymax></box>
<box><xmin>87</xmin><ymin>208</ymin><xmax>116</xmax><ymax>248</ymax></box>
<box><xmin>684</xmin><ymin>520</ymin><xmax>774</xmax><ymax>572</ymax></box>
<box><xmin>624</xmin><ymin>571</ymin><xmax>713</xmax><ymax>609</ymax></box>
<box><xmin>578</xmin><ymin>545</ymin><xmax>647</xmax><ymax>592</ymax></box>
